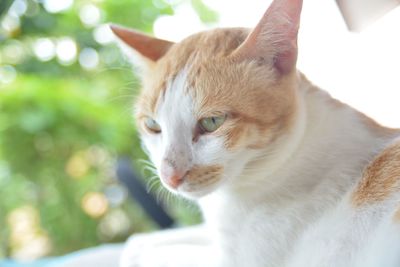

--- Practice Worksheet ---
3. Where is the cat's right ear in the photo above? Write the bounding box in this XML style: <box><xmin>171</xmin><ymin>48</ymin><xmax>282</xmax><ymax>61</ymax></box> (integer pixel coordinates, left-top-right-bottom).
<box><xmin>231</xmin><ymin>0</ymin><xmax>303</xmax><ymax>75</ymax></box>
<box><xmin>110</xmin><ymin>24</ymin><xmax>174</xmax><ymax>69</ymax></box>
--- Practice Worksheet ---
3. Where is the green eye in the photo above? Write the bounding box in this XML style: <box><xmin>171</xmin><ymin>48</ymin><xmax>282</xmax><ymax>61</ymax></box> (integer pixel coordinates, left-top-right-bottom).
<box><xmin>199</xmin><ymin>115</ymin><xmax>226</xmax><ymax>133</ymax></box>
<box><xmin>144</xmin><ymin>117</ymin><xmax>161</xmax><ymax>133</ymax></box>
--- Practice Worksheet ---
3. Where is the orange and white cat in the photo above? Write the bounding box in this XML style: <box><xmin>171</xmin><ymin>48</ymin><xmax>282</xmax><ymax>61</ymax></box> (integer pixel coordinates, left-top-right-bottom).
<box><xmin>111</xmin><ymin>0</ymin><xmax>400</xmax><ymax>266</ymax></box>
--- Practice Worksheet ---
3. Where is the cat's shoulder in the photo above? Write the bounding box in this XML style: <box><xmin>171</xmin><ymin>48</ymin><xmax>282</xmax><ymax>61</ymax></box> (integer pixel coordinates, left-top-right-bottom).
<box><xmin>352</xmin><ymin>137</ymin><xmax>400</xmax><ymax>208</ymax></box>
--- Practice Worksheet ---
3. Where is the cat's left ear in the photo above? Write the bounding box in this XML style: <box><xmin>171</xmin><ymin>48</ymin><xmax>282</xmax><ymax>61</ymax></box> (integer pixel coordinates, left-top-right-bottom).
<box><xmin>232</xmin><ymin>0</ymin><xmax>303</xmax><ymax>75</ymax></box>
<box><xmin>110</xmin><ymin>24</ymin><xmax>174</xmax><ymax>66</ymax></box>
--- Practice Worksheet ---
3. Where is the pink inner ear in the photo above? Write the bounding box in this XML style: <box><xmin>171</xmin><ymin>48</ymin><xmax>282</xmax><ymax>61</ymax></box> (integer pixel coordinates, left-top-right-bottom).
<box><xmin>110</xmin><ymin>24</ymin><xmax>174</xmax><ymax>62</ymax></box>
<box><xmin>232</xmin><ymin>0</ymin><xmax>303</xmax><ymax>74</ymax></box>
<box><xmin>274</xmin><ymin>49</ymin><xmax>298</xmax><ymax>75</ymax></box>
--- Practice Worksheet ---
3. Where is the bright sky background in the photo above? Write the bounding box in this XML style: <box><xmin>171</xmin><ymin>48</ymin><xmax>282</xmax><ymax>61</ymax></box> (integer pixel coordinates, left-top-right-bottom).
<box><xmin>154</xmin><ymin>0</ymin><xmax>400</xmax><ymax>128</ymax></box>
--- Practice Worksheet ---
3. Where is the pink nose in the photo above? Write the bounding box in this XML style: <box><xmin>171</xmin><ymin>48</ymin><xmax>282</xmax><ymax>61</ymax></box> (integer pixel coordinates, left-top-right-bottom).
<box><xmin>160</xmin><ymin>161</ymin><xmax>187</xmax><ymax>189</ymax></box>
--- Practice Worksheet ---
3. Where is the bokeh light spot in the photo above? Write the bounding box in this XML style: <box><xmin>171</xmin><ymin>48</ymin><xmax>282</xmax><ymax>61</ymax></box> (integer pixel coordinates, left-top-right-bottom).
<box><xmin>33</xmin><ymin>38</ymin><xmax>56</xmax><ymax>61</ymax></box>
<box><xmin>86</xmin><ymin>146</ymin><xmax>109</xmax><ymax>166</ymax></box>
<box><xmin>43</xmin><ymin>0</ymin><xmax>74</xmax><ymax>13</ymax></box>
<box><xmin>79</xmin><ymin>47</ymin><xmax>100</xmax><ymax>70</ymax></box>
<box><xmin>9</xmin><ymin>0</ymin><xmax>28</xmax><ymax>17</ymax></box>
<box><xmin>65</xmin><ymin>152</ymin><xmax>89</xmax><ymax>179</ymax></box>
<box><xmin>0</xmin><ymin>65</ymin><xmax>17</xmax><ymax>85</ymax></box>
<box><xmin>56</xmin><ymin>37</ymin><xmax>77</xmax><ymax>65</ymax></box>
<box><xmin>98</xmin><ymin>209</ymin><xmax>130</xmax><ymax>240</ymax></box>
<box><xmin>82</xmin><ymin>192</ymin><xmax>109</xmax><ymax>218</ymax></box>
<box><xmin>79</xmin><ymin>4</ymin><xmax>102</xmax><ymax>27</ymax></box>
<box><xmin>105</xmin><ymin>184</ymin><xmax>127</xmax><ymax>207</ymax></box>
<box><xmin>2</xmin><ymin>40</ymin><xmax>25</xmax><ymax>64</ymax></box>
<box><xmin>93</xmin><ymin>24</ymin><xmax>114</xmax><ymax>45</ymax></box>
<box><xmin>1</xmin><ymin>14</ymin><xmax>20</xmax><ymax>34</ymax></box>
<box><xmin>7</xmin><ymin>206</ymin><xmax>51</xmax><ymax>260</ymax></box>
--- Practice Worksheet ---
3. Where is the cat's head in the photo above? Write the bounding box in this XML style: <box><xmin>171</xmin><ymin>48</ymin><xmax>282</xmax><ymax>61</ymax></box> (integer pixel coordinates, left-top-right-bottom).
<box><xmin>111</xmin><ymin>0</ymin><xmax>303</xmax><ymax>199</ymax></box>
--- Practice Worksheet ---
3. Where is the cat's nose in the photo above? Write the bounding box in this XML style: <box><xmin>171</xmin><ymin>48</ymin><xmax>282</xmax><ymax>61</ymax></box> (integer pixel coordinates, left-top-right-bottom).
<box><xmin>160</xmin><ymin>160</ymin><xmax>187</xmax><ymax>188</ymax></box>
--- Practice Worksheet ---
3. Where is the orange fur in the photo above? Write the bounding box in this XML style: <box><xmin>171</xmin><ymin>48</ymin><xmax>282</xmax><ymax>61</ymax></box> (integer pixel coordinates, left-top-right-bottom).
<box><xmin>182</xmin><ymin>164</ymin><xmax>223</xmax><ymax>191</ymax></box>
<box><xmin>135</xmin><ymin>28</ymin><xmax>298</xmax><ymax>150</ymax></box>
<box><xmin>393</xmin><ymin>206</ymin><xmax>400</xmax><ymax>223</ymax></box>
<box><xmin>352</xmin><ymin>140</ymin><xmax>400</xmax><ymax>206</ymax></box>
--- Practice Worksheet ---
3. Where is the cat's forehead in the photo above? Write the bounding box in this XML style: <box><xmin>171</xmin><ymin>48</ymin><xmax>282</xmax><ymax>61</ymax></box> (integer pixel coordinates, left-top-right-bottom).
<box><xmin>160</xmin><ymin>28</ymin><xmax>250</xmax><ymax>74</ymax></box>
<box><xmin>137</xmin><ymin>28</ymin><xmax>250</xmax><ymax>116</ymax></box>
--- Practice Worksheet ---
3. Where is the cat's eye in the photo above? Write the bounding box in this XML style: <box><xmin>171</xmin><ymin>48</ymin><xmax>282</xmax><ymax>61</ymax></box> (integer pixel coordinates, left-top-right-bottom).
<box><xmin>144</xmin><ymin>117</ymin><xmax>161</xmax><ymax>133</ymax></box>
<box><xmin>199</xmin><ymin>115</ymin><xmax>226</xmax><ymax>133</ymax></box>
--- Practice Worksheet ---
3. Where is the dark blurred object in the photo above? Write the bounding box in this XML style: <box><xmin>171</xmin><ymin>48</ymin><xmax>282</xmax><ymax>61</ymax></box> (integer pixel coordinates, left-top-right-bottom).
<box><xmin>336</xmin><ymin>0</ymin><xmax>400</xmax><ymax>32</ymax></box>
<box><xmin>116</xmin><ymin>157</ymin><xmax>175</xmax><ymax>229</ymax></box>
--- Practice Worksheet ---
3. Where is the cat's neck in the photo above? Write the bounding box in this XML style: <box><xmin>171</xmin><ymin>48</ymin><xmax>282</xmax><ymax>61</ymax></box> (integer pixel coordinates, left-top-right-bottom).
<box><xmin>200</xmin><ymin>71</ymin><xmax>399</xmax><ymax>209</ymax></box>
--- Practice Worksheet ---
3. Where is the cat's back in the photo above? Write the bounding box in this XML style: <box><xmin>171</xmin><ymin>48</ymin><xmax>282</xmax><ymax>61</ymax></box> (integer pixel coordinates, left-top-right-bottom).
<box><xmin>203</xmin><ymin>120</ymin><xmax>400</xmax><ymax>267</ymax></box>
<box><xmin>289</xmin><ymin>135</ymin><xmax>400</xmax><ymax>267</ymax></box>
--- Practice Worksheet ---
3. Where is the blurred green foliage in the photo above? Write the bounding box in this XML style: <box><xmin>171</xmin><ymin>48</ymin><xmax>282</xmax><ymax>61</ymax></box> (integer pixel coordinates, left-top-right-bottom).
<box><xmin>0</xmin><ymin>0</ymin><xmax>214</xmax><ymax>260</ymax></box>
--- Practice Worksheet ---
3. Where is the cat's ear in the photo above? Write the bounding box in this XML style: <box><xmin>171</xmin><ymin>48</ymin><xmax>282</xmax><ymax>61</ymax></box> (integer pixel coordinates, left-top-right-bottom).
<box><xmin>232</xmin><ymin>0</ymin><xmax>303</xmax><ymax>75</ymax></box>
<box><xmin>110</xmin><ymin>24</ymin><xmax>174</xmax><ymax>66</ymax></box>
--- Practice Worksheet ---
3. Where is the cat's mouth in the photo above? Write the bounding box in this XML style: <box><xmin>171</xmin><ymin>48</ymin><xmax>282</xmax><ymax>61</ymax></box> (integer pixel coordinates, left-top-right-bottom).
<box><xmin>162</xmin><ymin>164</ymin><xmax>224</xmax><ymax>198</ymax></box>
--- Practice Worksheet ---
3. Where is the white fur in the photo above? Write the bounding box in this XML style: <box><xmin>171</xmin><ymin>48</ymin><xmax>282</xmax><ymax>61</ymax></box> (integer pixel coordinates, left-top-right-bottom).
<box><xmin>140</xmin><ymin>69</ymin><xmax>227</xmax><ymax>198</ymax></box>
<box><xmin>121</xmin><ymin>71</ymin><xmax>400</xmax><ymax>267</ymax></box>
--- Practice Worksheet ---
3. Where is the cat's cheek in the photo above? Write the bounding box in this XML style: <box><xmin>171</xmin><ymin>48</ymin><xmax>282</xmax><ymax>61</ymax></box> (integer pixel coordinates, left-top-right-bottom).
<box><xmin>141</xmin><ymin>135</ymin><xmax>163</xmax><ymax>168</ymax></box>
<box><xmin>193</xmin><ymin>135</ymin><xmax>226</xmax><ymax>166</ymax></box>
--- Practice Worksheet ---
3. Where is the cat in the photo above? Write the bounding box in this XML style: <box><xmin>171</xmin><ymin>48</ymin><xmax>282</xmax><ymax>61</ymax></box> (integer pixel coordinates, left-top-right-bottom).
<box><xmin>110</xmin><ymin>0</ymin><xmax>400</xmax><ymax>266</ymax></box>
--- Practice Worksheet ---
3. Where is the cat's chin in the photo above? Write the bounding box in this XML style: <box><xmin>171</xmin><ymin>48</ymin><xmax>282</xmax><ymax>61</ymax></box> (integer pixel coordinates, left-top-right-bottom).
<box><xmin>177</xmin><ymin>187</ymin><xmax>216</xmax><ymax>199</ymax></box>
<box><xmin>162</xmin><ymin>180</ymin><xmax>222</xmax><ymax>199</ymax></box>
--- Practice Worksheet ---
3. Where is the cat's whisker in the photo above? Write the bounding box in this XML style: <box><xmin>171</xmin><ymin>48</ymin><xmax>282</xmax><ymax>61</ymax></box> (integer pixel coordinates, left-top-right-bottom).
<box><xmin>106</xmin><ymin>94</ymin><xmax>137</xmax><ymax>104</ymax></box>
<box><xmin>146</xmin><ymin>181</ymin><xmax>159</xmax><ymax>194</ymax></box>
<box><xmin>137</xmin><ymin>159</ymin><xmax>156</xmax><ymax>170</ymax></box>
<box><xmin>96</xmin><ymin>65</ymin><xmax>133</xmax><ymax>73</ymax></box>
<box><xmin>155</xmin><ymin>186</ymin><xmax>167</xmax><ymax>205</ymax></box>
<box><xmin>163</xmin><ymin>190</ymin><xmax>172</xmax><ymax>207</ymax></box>
<box><xmin>137</xmin><ymin>158</ymin><xmax>153</xmax><ymax>166</ymax></box>
<box><xmin>145</xmin><ymin>176</ymin><xmax>160</xmax><ymax>193</ymax></box>
<box><xmin>136</xmin><ymin>158</ymin><xmax>157</xmax><ymax>171</ymax></box>
<box><xmin>143</xmin><ymin>165</ymin><xmax>158</xmax><ymax>175</ymax></box>
<box><xmin>163</xmin><ymin>189</ymin><xmax>173</xmax><ymax>207</ymax></box>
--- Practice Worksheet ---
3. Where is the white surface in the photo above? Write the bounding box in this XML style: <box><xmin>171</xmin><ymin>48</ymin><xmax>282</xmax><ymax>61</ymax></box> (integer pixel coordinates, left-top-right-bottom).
<box><xmin>58</xmin><ymin>244</ymin><xmax>122</xmax><ymax>267</ymax></box>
